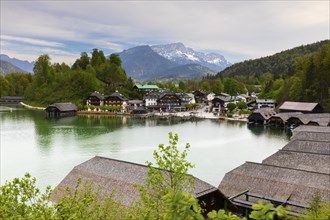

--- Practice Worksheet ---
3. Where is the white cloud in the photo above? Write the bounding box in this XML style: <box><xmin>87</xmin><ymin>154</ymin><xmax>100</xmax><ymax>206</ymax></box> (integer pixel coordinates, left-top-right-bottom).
<box><xmin>1</xmin><ymin>35</ymin><xmax>64</xmax><ymax>47</ymax></box>
<box><xmin>1</xmin><ymin>1</ymin><xmax>329</xmax><ymax>63</ymax></box>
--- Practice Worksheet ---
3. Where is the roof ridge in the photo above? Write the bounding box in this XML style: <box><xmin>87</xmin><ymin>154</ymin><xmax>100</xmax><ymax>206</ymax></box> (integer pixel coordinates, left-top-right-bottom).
<box><xmin>279</xmin><ymin>149</ymin><xmax>330</xmax><ymax>156</ymax></box>
<box><xmin>245</xmin><ymin>161</ymin><xmax>330</xmax><ymax>176</ymax></box>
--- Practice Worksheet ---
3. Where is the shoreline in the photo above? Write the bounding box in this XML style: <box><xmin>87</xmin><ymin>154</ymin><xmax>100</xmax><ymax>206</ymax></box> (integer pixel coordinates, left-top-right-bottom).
<box><xmin>18</xmin><ymin>103</ymin><xmax>248</xmax><ymax>122</ymax></box>
<box><xmin>20</xmin><ymin>102</ymin><xmax>46</xmax><ymax>110</ymax></box>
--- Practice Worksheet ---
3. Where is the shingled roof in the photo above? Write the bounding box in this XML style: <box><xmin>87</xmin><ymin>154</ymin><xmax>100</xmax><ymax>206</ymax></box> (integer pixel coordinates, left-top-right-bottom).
<box><xmin>219</xmin><ymin>162</ymin><xmax>330</xmax><ymax>207</ymax></box>
<box><xmin>46</xmin><ymin>102</ymin><xmax>78</xmax><ymax>112</ymax></box>
<box><xmin>219</xmin><ymin>125</ymin><xmax>330</xmax><ymax>212</ymax></box>
<box><xmin>53</xmin><ymin>156</ymin><xmax>222</xmax><ymax>207</ymax></box>
<box><xmin>279</xmin><ymin>101</ymin><xmax>323</xmax><ymax>113</ymax></box>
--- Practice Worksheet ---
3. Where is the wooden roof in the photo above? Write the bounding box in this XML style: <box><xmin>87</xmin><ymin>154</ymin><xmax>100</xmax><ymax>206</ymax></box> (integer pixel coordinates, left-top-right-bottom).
<box><xmin>219</xmin><ymin>162</ymin><xmax>330</xmax><ymax>207</ymax></box>
<box><xmin>46</xmin><ymin>102</ymin><xmax>78</xmax><ymax>112</ymax></box>
<box><xmin>53</xmin><ymin>156</ymin><xmax>221</xmax><ymax>207</ymax></box>
<box><xmin>282</xmin><ymin>139</ymin><xmax>330</xmax><ymax>155</ymax></box>
<box><xmin>89</xmin><ymin>92</ymin><xmax>104</xmax><ymax>100</ymax></box>
<box><xmin>279</xmin><ymin>101</ymin><xmax>320</xmax><ymax>112</ymax></box>
<box><xmin>262</xmin><ymin>150</ymin><xmax>330</xmax><ymax>174</ymax></box>
<box><xmin>219</xmin><ymin>126</ymin><xmax>330</xmax><ymax>209</ymax></box>
<box><xmin>292</xmin><ymin>125</ymin><xmax>330</xmax><ymax>135</ymax></box>
<box><xmin>268</xmin><ymin>112</ymin><xmax>303</xmax><ymax>122</ymax></box>
<box><xmin>248</xmin><ymin>108</ymin><xmax>277</xmax><ymax>120</ymax></box>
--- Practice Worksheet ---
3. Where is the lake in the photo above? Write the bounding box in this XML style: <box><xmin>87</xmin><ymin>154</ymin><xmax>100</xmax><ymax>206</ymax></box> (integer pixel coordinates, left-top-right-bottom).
<box><xmin>0</xmin><ymin>106</ymin><xmax>290</xmax><ymax>189</ymax></box>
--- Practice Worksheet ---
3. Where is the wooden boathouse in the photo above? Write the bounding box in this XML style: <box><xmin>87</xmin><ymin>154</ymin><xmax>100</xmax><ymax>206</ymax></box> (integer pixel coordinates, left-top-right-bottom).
<box><xmin>45</xmin><ymin>102</ymin><xmax>78</xmax><ymax>117</ymax></box>
<box><xmin>219</xmin><ymin>125</ymin><xmax>330</xmax><ymax>216</ymax></box>
<box><xmin>0</xmin><ymin>96</ymin><xmax>24</xmax><ymax>104</ymax></box>
<box><xmin>247</xmin><ymin>108</ymin><xmax>276</xmax><ymax>124</ymax></box>
<box><xmin>53</xmin><ymin>156</ymin><xmax>232</xmax><ymax>214</ymax></box>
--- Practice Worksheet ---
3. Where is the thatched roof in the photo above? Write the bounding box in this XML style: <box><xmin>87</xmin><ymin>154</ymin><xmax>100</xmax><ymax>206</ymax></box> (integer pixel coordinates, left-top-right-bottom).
<box><xmin>279</xmin><ymin>101</ymin><xmax>322</xmax><ymax>112</ymax></box>
<box><xmin>262</xmin><ymin>150</ymin><xmax>330</xmax><ymax>174</ymax></box>
<box><xmin>219</xmin><ymin>162</ymin><xmax>330</xmax><ymax>206</ymax></box>
<box><xmin>46</xmin><ymin>102</ymin><xmax>78</xmax><ymax>112</ymax></box>
<box><xmin>282</xmin><ymin>139</ymin><xmax>330</xmax><ymax>155</ymax></box>
<box><xmin>53</xmin><ymin>156</ymin><xmax>221</xmax><ymax>207</ymax></box>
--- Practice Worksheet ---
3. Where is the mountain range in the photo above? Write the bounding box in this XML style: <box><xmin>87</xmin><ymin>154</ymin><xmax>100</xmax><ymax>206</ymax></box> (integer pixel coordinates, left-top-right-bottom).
<box><xmin>1</xmin><ymin>42</ymin><xmax>230</xmax><ymax>80</ymax></box>
<box><xmin>119</xmin><ymin>42</ymin><xmax>231</xmax><ymax>81</ymax></box>
<box><xmin>0</xmin><ymin>54</ymin><xmax>35</xmax><ymax>74</ymax></box>
<box><xmin>0</xmin><ymin>60</ymin><xmax>26</xmax><ymax>75</ymax></box>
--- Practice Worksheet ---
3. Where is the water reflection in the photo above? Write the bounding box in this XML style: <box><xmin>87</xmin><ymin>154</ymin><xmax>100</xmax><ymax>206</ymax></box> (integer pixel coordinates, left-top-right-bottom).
<box><xmin>247</xmin><ymin>124</ymin><xmax>290</xmax><ymax>140</ymax></box>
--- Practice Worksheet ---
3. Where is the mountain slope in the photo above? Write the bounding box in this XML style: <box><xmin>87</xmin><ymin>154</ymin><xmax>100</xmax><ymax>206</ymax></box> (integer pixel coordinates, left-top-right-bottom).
<box><xmin>151</xmin><ymin>42</ymin><xmax>230</xmax><ymax>72</ymax></box>
<box><xmin>151</xmin><ymin>64</ymin><xmax>216</xmax><ymax>81</ymax></box>
<box><xmin>0</xmin><ymin>54</ymin><xmax>35</xmax><ymax>73</ymax></box>
<box><xmin>0</xmin><ymin>60</ymin><xmax>26</xmax><ymax>75</ymax></box>
<box><xmin>119</xmin><ymin>45</ymin><xmax>179</xmax><ymax>81</ymax></box>
<box><xmin>217</xmin><ymin>40</ymin><xmax>329</xmax><ymax>78</ymax></box>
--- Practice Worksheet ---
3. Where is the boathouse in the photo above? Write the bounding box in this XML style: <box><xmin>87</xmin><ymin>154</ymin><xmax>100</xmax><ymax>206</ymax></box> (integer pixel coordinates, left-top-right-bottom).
<box><xmin>267</xmin><ymin>112</ymin><xmax>303</xmax><ymax>126</ymax></box>
<box><xmin>219</xmin><ymin>126</ymin><xmax>330</xmax><ymax>216</ymax></box>
<box><xmin>53</xmin><ymin>156</ymin><xmax>231</xmax><ymax>213</ymax></box>
<box><xmin>247</xmin><ymin>108</ymin><xmax>276</xmax><ymax>124</ymax></box>
<box><xmin>279</xmin><ymin>101</ymin><xmax>323</xmax><ymax>113</ymax></box>
<box><xmin>45</xmin><ymin>102</ymin><xmax>78</xmax><ymax>117</ymax></box>
<box><xmin>0</xmin><ymin>96</ymin><xmax>24</xmax><ymax>104</ymax></box>
<box><xmin>286</xmin><ymin>113</ymin><xmax>330</xmax><ymax>128</ymax></box>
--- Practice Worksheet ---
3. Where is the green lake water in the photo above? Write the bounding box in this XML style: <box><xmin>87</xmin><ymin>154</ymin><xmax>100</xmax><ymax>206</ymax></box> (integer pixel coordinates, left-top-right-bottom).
<box><xmin>0</xmin><ymin>106</ymin><xmax>291</xmax><ymax>189</ymax></box>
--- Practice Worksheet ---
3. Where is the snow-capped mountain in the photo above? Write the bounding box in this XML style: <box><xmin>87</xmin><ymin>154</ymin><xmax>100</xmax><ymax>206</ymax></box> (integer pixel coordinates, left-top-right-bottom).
<box><xmin>151</xmin><ymin>42</ymin><xmax>231</xmax><ymax>72</ymax></box>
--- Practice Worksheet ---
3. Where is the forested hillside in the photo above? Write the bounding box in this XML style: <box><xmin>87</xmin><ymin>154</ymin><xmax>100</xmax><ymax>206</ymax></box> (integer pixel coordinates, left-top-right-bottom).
<box><xmin>217</xmin><ymin>40</ymin><xmax>329</xmax><ymax>83</ymax></box>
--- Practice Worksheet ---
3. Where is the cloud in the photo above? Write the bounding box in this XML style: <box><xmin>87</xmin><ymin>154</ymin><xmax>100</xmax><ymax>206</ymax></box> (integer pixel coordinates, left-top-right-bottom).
<box><xmin>1</xmin><ymin>1</ymin><xmax>329</xmax><ymax>63</ymax></box>
<box><xmin>1</xmin><ymin>35</ymin><xmax>64</xmax><ymax>47</ymax></box>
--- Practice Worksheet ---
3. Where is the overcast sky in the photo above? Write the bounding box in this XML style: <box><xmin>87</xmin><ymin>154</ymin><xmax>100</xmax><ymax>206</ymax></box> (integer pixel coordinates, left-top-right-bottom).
<box><xmin>1</xmin><ymin>1</ymin><xmax>329</xmax><ymax>64</ymax></box>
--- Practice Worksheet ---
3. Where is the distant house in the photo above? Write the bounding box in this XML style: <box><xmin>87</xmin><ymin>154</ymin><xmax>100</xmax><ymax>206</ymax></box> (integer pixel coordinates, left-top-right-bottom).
<box><xmin>256</xmin><ymin>99</ymin><xmax>276</xmax><ymax>109</ymax></box>
<box><xmin>211</xmin><ymin>97</ymin><xmax>227</xmax><ymax>113</ymax></box>
<box><xmin>127</xmin><ymin>100</ymin><xmax>144</xmax><ymax>113</ymax></box>
<box><xmin>158</xmin><ymin>92</ymin><xmax>181</xmax><ymax>111</ymax></box>
<box><xmin>247</xmin><ymin>108</ymin><xmax>277</xmax><ymax>124</ymax></box>
<box><xmin>176</xmin><ymin>92</ymin><xmax>193</xmax><ymax>106</ymax></box>
<box><xmin>53</xmin><ymin>156</ymin><xmax>230</xmax><ymax>213</ymax></box>
<box><xmin>133</xmin><ymin>84</ymin><xmax>159</xmax><ymax>92</ymax></box>
<box><xmin>144</xmin><ymin>92</ymin><xmax>159</xmax><ymax>107</ymax></box>
<box><xmin>279</xmin><ymin>101</ymin><xmax>323</xmax><ymax>113</ymax></box>
<box><xmin>193</xmin><ymin>90</ymin><xmax>210</xmax><ymax>103</ymax></box>
<box><xmin>45</xmin><ymin>102</ymin><xmax>77</xmax><ymax>117</ymax></box>
<box><xmin>104</xmin><ymin>91</ymin><xmax>128</xmax><ymax>112</ymax></box>
<box><xmin>86</xmin><ymin>92</ymin><xmax>104</xmax><ymax>106</ymax></box>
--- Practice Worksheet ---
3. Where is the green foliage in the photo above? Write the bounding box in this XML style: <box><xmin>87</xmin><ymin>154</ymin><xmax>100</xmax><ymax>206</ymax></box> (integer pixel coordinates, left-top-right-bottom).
<box><xmin>227</xmin><ymin>103</ymin><xmax>236</xmax><ymax>112</ymax></box>
<box><xmin>249</xmin><ymin>200</ymin><xmax>287</xmax><ymax>220</ymax></box>
<box><xmin>55</xmin><ymin>178</ymin><xmax>130</xmax><ymax>220</ymax></box>
<box><xmin>236</xmin><ymin>101</ymin><xmax>247</xmax><ymax>110</ymax></box>
<box><xmin>207</xmin><ymin>209</ymin><xmax>243</xmax><ymax>220</ymax></box>
<box><xmin>304</xmin><ymin>194</ymin><xmax>330</xmax><ymax>220</ymax></box>
<box><xmin>224</xmin><ymin>78</ymin><xmax>245</xmax><ymax>96</ymax></box>
<box><xmin>136</xmin><ymin>132</ymin><xmax>200</xmax><ymax>219</ymax></box>
<box><xmin>0</xmin><ymin>173</ymin><xmax>55</xmax><ymax>220</ymax></box>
